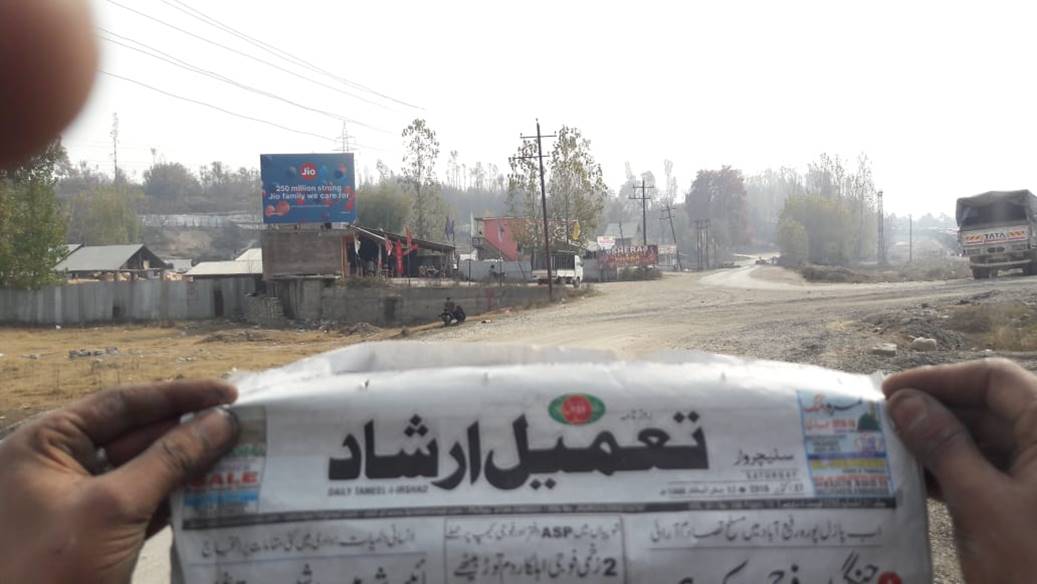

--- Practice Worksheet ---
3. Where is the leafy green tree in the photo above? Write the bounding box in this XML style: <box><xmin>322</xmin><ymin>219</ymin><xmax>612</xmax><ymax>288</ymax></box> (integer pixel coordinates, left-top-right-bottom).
<box><xmin>779</xmin><ymin>192</ymin><xmax>856</xmax><ymax>264</ymax></box>
<box><xmin>685</xmin><ymin>166</ymin><xmax>750</xmax><ymax>251</ymax></box>
<box><xmin>143</xmin><ymin>162</ymin><xmax>200</xmax><ymax>202</ymax></box>
<box><xmin>548</xmin><ymin>127</ymin><xmax>608</xmax><ymax>243</ymax></box>
<box><xmin>776</xmin><ymin>217</ymin><xmax>809</xmax><ymax>264</ymax></box>
<box><xmin>358</xmin><ymin>180</ymin><xmax>411</xmax><ymax>233</ymax></box>
<box><xmin>0</xmin><ymin>141</ymin><xmax>68</xmax><ymax>288</ymax></box>
<box><xmin>66</xmin><ymin>185</ymin><xmax>143</xmax><ymax>245</ymax></box>
<box><xmin>401</xmin><ymin>119</ymin><xmax>442</xmax><ymax>239</ymax></box>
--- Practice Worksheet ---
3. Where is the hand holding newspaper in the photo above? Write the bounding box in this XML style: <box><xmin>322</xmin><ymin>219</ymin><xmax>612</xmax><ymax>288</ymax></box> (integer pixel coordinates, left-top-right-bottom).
<box><xmin>172</xmin><ymin>342</ymin><xmax>929</xmax><ymax>584</ymax></box>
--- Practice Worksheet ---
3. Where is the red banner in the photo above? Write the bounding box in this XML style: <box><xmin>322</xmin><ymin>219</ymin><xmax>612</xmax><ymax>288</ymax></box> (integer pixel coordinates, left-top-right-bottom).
<box><xmin>394</xmin><ymin>240</ymin><xmax>404</xmax><ymax>275</ymax></box>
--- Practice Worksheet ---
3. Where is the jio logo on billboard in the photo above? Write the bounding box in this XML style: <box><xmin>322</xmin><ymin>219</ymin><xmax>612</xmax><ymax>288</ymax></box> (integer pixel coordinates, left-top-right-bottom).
<box><xmin>300</xmin><ymin>162</ymin><xmax>318</xmax><ymax>180</ymax></box>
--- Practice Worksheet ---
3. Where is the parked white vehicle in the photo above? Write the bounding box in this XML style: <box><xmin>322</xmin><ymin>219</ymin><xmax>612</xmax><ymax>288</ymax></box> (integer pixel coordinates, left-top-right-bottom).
<box><xmin>532</xmin><ymin>252</ymin><xmax>583</xmax><ymax>287</ymax></box>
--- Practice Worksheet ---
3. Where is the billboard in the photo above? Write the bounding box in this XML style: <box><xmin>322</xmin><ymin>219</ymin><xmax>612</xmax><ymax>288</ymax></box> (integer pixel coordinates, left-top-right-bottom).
<box><xmin>600</xmin><ymin>244</ymin><xmax>658</xmax><ymax>268</ymax></box>
<box><xmin>260</xmin><ymin>153</ymin><xmax>356</xmax><ymax>224</ymax></box>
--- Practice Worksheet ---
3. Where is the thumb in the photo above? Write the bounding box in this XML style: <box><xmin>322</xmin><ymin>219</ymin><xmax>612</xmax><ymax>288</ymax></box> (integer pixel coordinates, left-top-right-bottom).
<box><xmin>887</xmin><ymin>389</ymin><xmax>1003</xmax><ymax>505</ymax></box>
<box><xmin>100</xmin><ymin>408</ymin><xmax>240</xmax><ymax>517</ymax></box>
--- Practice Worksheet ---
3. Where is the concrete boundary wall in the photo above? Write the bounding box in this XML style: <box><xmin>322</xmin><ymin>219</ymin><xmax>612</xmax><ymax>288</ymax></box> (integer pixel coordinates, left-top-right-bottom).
<box><xmin>272</xmin><ymin>280</ymin><xmax>555</xmax><ymax>325</ymax></box>
<box><xmin>0</xmin><ymin>278</ymin><xmax>256</xmax><ymax>326</ymax></box>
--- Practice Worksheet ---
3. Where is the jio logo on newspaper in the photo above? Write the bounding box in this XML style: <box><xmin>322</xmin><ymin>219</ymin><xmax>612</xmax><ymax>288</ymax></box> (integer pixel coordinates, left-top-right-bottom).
<box><xmin>549</xmin><ymin>393</ymin><xmax>605</xmax><ymax>425</ymax></box>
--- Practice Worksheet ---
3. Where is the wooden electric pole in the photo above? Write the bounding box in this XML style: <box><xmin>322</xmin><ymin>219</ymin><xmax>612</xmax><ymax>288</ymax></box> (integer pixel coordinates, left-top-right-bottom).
<box><xmin>877</xmin><ymin>190</ymin><xmax>887</xmax><ymax>266</ymax></box>
<box><xmin>630</xmin><ymin>179</ymin><xmax>654</xmax><ymax>246</ymax></box>
<box><xmin>513</xmin><ymin>120</ymin><xmax>558</xmax><ymax>300</ymax></box>
<box><xmin>660</xmin><ymin>203</ymin><xmax>682</xmax><ymax>271</ymax></box>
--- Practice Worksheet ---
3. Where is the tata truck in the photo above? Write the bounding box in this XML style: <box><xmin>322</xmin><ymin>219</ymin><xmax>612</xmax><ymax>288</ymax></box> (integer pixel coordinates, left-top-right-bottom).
<box><xmin>956</xmin><ymin>190</ymin><xmax>1037</xmax><ymax>278</ymax></box>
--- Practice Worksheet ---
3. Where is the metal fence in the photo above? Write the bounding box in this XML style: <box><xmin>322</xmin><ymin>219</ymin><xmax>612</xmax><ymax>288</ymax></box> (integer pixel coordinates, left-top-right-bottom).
<box><xmin>0</xmin><ymin>278</ymin><xmax>256</xmax><ymax>325</ymax></box>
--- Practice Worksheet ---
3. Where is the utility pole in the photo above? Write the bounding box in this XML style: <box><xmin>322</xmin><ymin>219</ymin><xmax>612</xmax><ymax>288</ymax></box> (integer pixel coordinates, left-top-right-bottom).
<box><xmin>660</xmin><ymin>203</ymin><xmax>682</xmax><ymax>271</ymax></box>
<box><xmin>514</xmin><ymin>120</ymin><xmax>558</xmax><ymax>300</ymax></box>
<box><xmin>110</xmin><ymin>113</ymin><xmax>120</xmax><ymax>182</ymax></box>
<box><xmin>630</xmin><ymin>179</ymin><xmax>654</xmax><ymax>247</ymax></box>
<box><xmin>694</xmin><ymin>219</ymin><xmax>711</xmax><ymax>270</ymax></box>
<box><xmin>877</xmin><ymin>190</ymin><xmax>887</xmax><ymax>266</ymax></box>
<box><xmin>908</xmin><ymin>213</ymin><xmax>913</xmax><ymax>264</ymax></box>
<box><xmin>338</xmin><ymin>122</ymin><xmax>352</xmax><ymax>153</ymax></box>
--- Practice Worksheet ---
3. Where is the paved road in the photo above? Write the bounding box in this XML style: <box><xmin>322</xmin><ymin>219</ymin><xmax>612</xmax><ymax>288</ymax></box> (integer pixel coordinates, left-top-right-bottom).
<box><xmin>136</xmin><ymin>266</ymin><xmax>1034</xmax><ymax>583</ymax></box>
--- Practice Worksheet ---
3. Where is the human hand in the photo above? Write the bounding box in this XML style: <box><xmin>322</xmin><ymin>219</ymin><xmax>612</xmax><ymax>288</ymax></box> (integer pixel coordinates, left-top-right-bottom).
<box><xmin>0</xmin><ymin>381</ymin><xmax>239</xmax><ymax>584</ymax></box>
<box><xmin>884</xmin><ymin>358</ymin><xmax>1037</xmax><ymax>583</ymax></box>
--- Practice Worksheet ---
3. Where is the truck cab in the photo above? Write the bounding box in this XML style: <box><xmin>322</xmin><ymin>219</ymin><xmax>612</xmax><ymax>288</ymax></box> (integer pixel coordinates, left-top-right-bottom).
<box><xmin>956</xmin><ymin>190</ymin><xmax>1037</xmax><ymax>278</ymax></box>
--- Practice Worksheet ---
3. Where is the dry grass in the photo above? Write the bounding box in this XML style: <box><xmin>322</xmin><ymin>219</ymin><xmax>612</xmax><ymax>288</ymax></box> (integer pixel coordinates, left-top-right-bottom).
<box><xmin>945</xmin><ymin>303</ymin><xmax>1037</xmax><ymax>351</ymax></box>
<box><xmin>797</xmin><ymin>258</ymin><xmax>972</xmax><ymax>283</ymax></box>
<box><xmin>0</xmin><ymin>322</ymin><xmax>385</xmax><ymax>430</ymax></box>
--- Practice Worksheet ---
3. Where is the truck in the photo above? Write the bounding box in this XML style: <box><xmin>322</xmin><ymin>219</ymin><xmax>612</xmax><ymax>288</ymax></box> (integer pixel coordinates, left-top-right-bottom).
<box><xmin>956</xmin><ymin>189</ymin><xmax>1037</xmax><ymax>279</ymax></box>
<box><xmin>531</xmin><ymin>250</ymin><xmax>583</xmax><ymax>287</ymax></box>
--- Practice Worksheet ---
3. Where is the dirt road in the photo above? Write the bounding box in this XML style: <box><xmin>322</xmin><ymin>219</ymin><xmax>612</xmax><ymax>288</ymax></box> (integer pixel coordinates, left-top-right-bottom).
<box><xmin>122</xmin><ymin>266</ymin><xmax>1035</xmax><ymax>582</ymax></box>
<box><xmin>426</xmin><ymin>266</ymin><xmax>1035</xmax><ymax>367</ymax></box>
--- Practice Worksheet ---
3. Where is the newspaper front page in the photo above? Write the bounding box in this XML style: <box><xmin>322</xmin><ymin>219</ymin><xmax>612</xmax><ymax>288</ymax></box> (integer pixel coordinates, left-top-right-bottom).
<box><xmin>171</xmin><ymin>343</ymin><xmax>930</xmax><ymax>584</ymax></box>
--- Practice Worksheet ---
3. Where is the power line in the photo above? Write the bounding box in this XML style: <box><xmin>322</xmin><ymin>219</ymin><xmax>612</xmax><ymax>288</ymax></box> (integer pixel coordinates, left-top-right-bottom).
<box><xmin>97</xmin><ymin>29</ymin><xmax>388</xmax><ymax>133</ymax></box>
<box><xmin>162</xmin><ymin>0</ymin><xmax>421</xmax><ymax>110</ymax></box>
<box><xmin>104</xmin><ymin>0</ymin><xmax>394</xmax><ymax>111</ymax></box>
<box><xmin>99</xmin><ymin>70</ymin><xmax>338</xmax><ymax>143</ymax></box>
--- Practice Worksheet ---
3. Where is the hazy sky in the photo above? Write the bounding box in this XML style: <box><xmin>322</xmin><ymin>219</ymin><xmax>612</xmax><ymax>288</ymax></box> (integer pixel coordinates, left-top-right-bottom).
<box><xmin>64</xmin><ymin>0</ymin><xmax>1037</xmax><ymax>217</ymax></box>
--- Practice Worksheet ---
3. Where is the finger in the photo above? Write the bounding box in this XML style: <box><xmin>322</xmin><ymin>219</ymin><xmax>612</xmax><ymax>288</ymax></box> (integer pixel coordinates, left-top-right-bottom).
<box><xmin>100</xmin><ymin>408</ymin><xmax>239</xmax><ymax>516</ymax></box>
<box><xmin>883</xmin><ymin>359</ymin><xmax>1037</xmax><ymax>423</ymax></box>
<box><xmin>887</xmin><ymin>388</ymin><xmax>1005</xmax><ymax>507</ymax></box>
<box><xmin>145</xmin><ymin>501</ymin><xmax>171</xmax><ymax>539</ymax></box>
<box><xmin>65</xmin><ymin>380</ymin><xmax>237</xmax><ymax>447</ymax></box>
<box><xmin>0</xmin><ymin>0</ymin><xmax>97</xmax><ymax>168</ymax></box>
<box><xmin>104</xmin><ymin>420</ymin><xmax>179</xmax><ymax>467</ymax></box>
<box><xmin>955</xmin><ymin>408</ymin><xmax>1016</xmax><ymax>456</ymax></box>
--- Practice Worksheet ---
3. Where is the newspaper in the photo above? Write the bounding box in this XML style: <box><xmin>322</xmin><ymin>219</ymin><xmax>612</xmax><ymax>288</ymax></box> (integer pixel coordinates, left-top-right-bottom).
<box><xmin>171</xmin><ymin>342</ymin><xmax>930</xmax><ymax>584</ymax></box>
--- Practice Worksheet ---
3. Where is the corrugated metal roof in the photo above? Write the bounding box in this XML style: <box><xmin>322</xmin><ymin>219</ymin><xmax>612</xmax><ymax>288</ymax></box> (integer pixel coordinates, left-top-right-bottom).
<box><xmin>186</xmin><ymin>259</ymin><xmax>263</xmax><ymax>277</ymax></box>
<box><xmin>55</xmin><ymin>244</ymin><xmax>167</xmax><ymax>272</ymax></box>
<box><xmin>235</xmin><ymin>248</ymin><xmax>262</xmax><ymax>262</ymax></box>
<box><xmin>62</xmin><ymin>244</ymin><xmax>83</xmax><ymax>258</ymax></box>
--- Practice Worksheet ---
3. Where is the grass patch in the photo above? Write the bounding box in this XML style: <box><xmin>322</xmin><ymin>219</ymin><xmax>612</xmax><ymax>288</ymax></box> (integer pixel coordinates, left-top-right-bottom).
<box><xmin>796</xmin><ymin>258</ymin><xmax>971</xmax><ymax>284</ymax></box>
<box><xmin>945</xmin><ymin>303</ymin><xmax>1037</xmax><ymax>350</ymax></box>
<box><xmin>618</xmin><ymin>267</ymin><xmax>663</xmax><ymax>281</ymax></box>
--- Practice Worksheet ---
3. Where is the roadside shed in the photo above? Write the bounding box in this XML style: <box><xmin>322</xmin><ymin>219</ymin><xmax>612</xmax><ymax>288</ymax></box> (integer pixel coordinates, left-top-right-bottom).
<box><xmin>55</xmin><ymin>244</ymin><xmax>169</xmax><ymax>280</ymax></box>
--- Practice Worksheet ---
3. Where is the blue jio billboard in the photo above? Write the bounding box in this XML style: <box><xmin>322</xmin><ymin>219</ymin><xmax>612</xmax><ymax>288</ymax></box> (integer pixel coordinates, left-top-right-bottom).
<box><xmin>260</xmin><ymin>153</ymin><xmax>356</xmax><ymax>224</ymax></box>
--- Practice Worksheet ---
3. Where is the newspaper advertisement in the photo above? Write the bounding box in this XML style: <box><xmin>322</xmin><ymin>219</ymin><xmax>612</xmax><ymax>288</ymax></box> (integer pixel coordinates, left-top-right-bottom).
<box><xmin>171</xmin><ymin>343</ymin><xmax>930</xmax><ymax>584</ymax></box>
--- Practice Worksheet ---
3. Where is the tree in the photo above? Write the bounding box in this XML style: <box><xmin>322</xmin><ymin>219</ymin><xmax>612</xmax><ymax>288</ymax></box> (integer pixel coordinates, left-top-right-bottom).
<box><xmin>745</xmin><ymin>167</ymin><xmax>803</xmax><ymax>245</ymax></box>
<box><xmin>56</xmin><ymin>161</ymin><xmax>110</xmax><ymax>199</ymax></box>
<box><xmin>507</xmin><ymin>140</ymin><xmax>543</xmax><ymax>249</ymax></box>
<box><xmin>776</xmin><ymin>217</ymin><xmax>808</xmax><ymax>264</ymax></box>
<box><xmin>143</xmin><ymin>162</ymin><xmax>200</xmax><ymax>202</ymax></box>
<box><xmin>0</xmin><ymin>141</ymin><xmax>68</xmax><ymax>288</ymax></box>
<box><xmin>547</xmin><ymin>126</ymin><xmax>608</xmax><ymax>242</ymax></box>
<box><xmin>778</xmin><ymin>192</ymin><xmax>856</xmax><ymax>264</ymax></box>
<box><xmin>685</xmin><ymin>166</ymin><xmax>750</xmax><ymax>251</ymax></box>
<box><xmin>401</xmin><ymin>119</ymin><xmax>442</xmax><ymax>239</ymax></box>
<box><xmin>66</xmin><ymin>184</ymin><xmax>143</xmax><ymax>245</ymax></box>
<box><xmin>358</xmin><ymin>180</ymin><xmax>410</xmax><ymax>233</ymax></box>
<box><xmin>663</xmin><ymin>159</ymin><xmax>677</xmax><ymax>206</ymax></box>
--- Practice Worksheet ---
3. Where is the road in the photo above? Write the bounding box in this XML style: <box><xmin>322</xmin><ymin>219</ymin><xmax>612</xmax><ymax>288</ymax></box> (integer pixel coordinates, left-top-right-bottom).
<box><xmin>425</xmin><ymin>266</ymin><xmax>1034</xmax><ymax>371</ymax></box>
<box><xmin>136</xmin><ymin>266</ymin><xmax>1036</xmax><ymax>583</ymax></box>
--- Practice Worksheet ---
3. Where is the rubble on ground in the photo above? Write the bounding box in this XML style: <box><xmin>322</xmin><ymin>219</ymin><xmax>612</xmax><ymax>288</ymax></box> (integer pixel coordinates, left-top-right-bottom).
<box><xmin>910</xmin><ymin>337</ymin><xmax>938</xmax><ymax>352</ymax></box>
<box><xmin>870</xmin><ymin>343</ymin><xmax>898</xmax><ymax>357</ymax></box>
